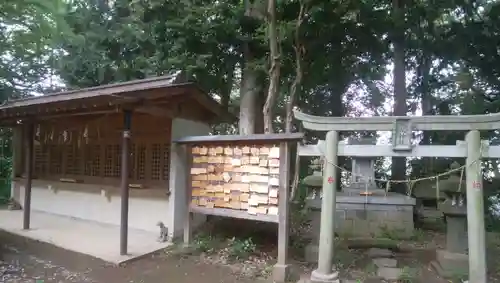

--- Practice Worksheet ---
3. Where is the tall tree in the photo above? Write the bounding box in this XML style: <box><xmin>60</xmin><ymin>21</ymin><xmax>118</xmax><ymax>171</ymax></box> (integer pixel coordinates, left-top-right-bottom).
<box><xmin>263</xmin><ymin>0</ymin><xmax>280</xmax><ymax>133</ymax></box>
<box><xmin>391</xmin><ymin>0</ymin><xmax>407</xmax><ymax>192</ymax></box>
<box><xmin>1</xmin><ymin>0</ymin><xmax>68</xmax><ymax>98</ymax></box>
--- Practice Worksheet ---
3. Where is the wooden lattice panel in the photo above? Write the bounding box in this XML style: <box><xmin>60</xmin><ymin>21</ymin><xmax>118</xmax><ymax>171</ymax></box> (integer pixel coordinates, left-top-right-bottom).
<box><xmin>112</xmin><ymin>144</ymin><xmax>121</xmax><ymax>177</ymax></box>
<box><xmin>28</xmin><ymin>113</ymin><xmax>172</xmax><ymax>186</ymax></box>
<box><xmin>151</xmin><ymin>143</ymin><xmax>162</xmax><ymax>180</ymax></box>
<box><xmin>189</xmin><ymin>144</ymin><xmax>281</xmax><ymax>217</ymax></box>
<box><xmin>104</xmin><ymin>145</ymin><xmax>113</xmax><ymax>177</ymax></box>
<box><xmin>65</xmin><ymin>145</ymin><xmax>76</xmax><ymax>175</ymax></box>
<box><xmin>33</xmin><ymin>145</ymin><xmax>48</xmax><ymax>176</ymax></box>
<box><xmin>137</xmin><ymin>144</ymin><xmax>146</xmax><ymax>180</ymax></box>
<box><xmin>49</xmin><ymin>145</ymin><xmax>62</xmax><ymax>174</ymax></box>
<box><xmin>84</xmin><ymin>144</ymin><xmax>101</xmax><ymax>176</ymax></box>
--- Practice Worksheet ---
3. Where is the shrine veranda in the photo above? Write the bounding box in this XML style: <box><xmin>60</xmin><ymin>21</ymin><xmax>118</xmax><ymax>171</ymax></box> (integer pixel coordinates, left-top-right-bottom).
<box><xmin>2</xmin><ymin>73</ymin><xmax>227</xmax><ymax>257</ymax></box>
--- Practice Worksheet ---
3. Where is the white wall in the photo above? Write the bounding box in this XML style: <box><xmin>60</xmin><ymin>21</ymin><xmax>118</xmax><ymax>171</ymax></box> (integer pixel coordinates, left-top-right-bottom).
<box><xmin>14</xmin><ymin>183</ymin><xmax>168</xmax><ymax>233</ymax></box>
<box><xmin>168</xmin><ymin>118</ymin><xmax>210</xmax><ymax>239</ymax></box>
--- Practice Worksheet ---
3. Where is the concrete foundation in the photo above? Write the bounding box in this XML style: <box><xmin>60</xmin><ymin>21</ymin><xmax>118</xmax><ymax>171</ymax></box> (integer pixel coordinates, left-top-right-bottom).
<box><xmin>305</xmin><ymin>193</ymin><xmax>415</xmax><ymax>263</ymax></box>
<box><xmin>308</xmin><ymin>194</ymin><xmax>415</xmax><ymax>238</ymax></box>
<box><xmin>0</xmin><ymin>210</ymin><xmax>171</xmax><ymax>264</ymax></box>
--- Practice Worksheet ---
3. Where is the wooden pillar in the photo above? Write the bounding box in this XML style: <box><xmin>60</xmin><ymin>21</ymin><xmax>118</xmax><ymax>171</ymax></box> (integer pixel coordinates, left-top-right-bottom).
<box><xmin>465</xmin><ymin>130</ymin><xmax>486</xmax><ymax>283</ymax></box>
<box><xmin>183</xmin><ymin>144</ymin><xmax>193</xmax><ymax>246</ymax></box>
<box><xmin>120</xmin><ymin>110</ymin><xmax>132</xmax><ymax>255</ymax></box>
<box><xmin>23</xmin><ymin>121</ymin><xmax>34</xmax><ymax>230</ymax></box>
<box><xmin>273</xmin><ymin>142</ymin><xmax>291</xmax><ymax>282</ymax></box>
<box><xmin>311</xmin><ymin>130</ymin><xmax>340</xmax><ymax>283</ymax></box>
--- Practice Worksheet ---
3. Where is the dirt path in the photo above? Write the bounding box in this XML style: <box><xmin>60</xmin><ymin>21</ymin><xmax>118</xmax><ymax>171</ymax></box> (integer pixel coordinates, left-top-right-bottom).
<box><xmin>0</xmin><ymin>231</ymin><xmax>264</xmax><ymax>283</ymax></box>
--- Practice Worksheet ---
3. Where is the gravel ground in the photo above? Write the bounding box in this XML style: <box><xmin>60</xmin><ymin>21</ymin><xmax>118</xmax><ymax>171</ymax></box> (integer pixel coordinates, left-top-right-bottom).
<box><xmin>0</xmin><ymin>230</ymin><xmax>264</xmax><ymax>283</ymax></box>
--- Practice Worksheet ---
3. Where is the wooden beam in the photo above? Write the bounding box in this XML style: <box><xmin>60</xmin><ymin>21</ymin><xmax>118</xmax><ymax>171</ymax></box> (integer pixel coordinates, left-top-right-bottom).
<box><xmin>298</xmin><ymin>142</ymin><xmax>499</xmax><ymax>158</ymax></box>
<box><xmin>38</xmin><ymin>110</ymin><xmax>117</xmax><ymax>120</ymax></box>
<box><xmin>135</xmin><ymin>105</ymin><xmax>175</xmax><ymax>118</ymax></box>
<box><xmin>274</xmin><ymin>141</ymin><xmax>291</xmax><ymax>282</ymax></box>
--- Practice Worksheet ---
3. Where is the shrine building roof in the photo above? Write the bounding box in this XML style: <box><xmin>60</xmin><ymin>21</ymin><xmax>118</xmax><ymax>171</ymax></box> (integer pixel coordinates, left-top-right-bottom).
<box><xmin>0</xmin><ymin>71</ymin><xmax>232</xmax><ymax>126</ymax></box>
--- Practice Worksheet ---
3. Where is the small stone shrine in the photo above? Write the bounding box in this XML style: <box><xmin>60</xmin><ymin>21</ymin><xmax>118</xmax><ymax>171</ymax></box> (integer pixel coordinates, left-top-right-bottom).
<box><xmin>345</xmin><ymin>137</ymin><xmax>379</xmax><ymax>195</ymax></box>
<box><xmin>413</xmin><ymin>179</ymin><xmax>447</xmax><ymax>226</ymax></box>
<box><xmin>304</xmin><ymin>137</ymin><xmax>415</xmax><ymax>262</ymax></box>
<box><xmin>431</xmin><ymin>162</ymin><xmax>469</xmax><ymax>278</ymax></box>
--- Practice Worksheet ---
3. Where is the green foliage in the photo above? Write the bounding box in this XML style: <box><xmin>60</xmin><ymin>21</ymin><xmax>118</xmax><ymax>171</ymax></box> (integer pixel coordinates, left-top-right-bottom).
<box><xmin>2</xmin><ymin>0</ymin><xmax>500</xmax><ymax>222</ymax></box>
<box><xmin>1</xmin><ymin>0</ymin><xmax>70</xmax><ymax>98</ymax></box>
<box><xmin>289</xmin><ymin>202</ymin><xmax>311</xmax><ymax>252</ymax></box>
<box><xmin>0</xmin><ymin>130</ymin><xmax>12</xmax><ymax>204</ymax></box>
<box><xmin>398</xmin><ymin>266</ymin><xmax>419</xmax><ymax>282</ymax></box>
<box><xmin>192</xmin><ymin>233</ymin><xmax>218</xmax><ymax>254</ymax></box>
<box><xmin>227</xmin><ymin>237</ymin><xmax>256</xmax><ymax>260</ymax></box>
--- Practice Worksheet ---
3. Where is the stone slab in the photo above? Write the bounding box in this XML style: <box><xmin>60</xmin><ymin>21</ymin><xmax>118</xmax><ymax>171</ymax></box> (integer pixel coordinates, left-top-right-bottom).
<box><xmin>373</xmin><ymin>258</ymin><xmax>397</xmax><ymax>268</ymax></box>
<box><xmin>367</xmin><ymin>248</ymin><xmax>393</xmax><ymax>258</ymax></box>
<box><xmin>305</xmin><ymin>244</ymin><xmax>319</xmax><ymax>263</ymax></box>
<box><xmin>377</xmin><ymin>267</ymin><xmax>402</xmax><ymax>281</ymax></box>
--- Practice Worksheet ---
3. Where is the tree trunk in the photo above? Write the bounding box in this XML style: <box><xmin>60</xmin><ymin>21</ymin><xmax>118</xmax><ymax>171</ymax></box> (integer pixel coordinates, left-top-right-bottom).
<box><xmin>285</xmin><ymin>0</ymin><xmax>306</xmax><ymax>134</ymax></box>
<box><xmin>263</xmin><ymin>0</ymin><xmax>280</xmax><ymax>133</ymax></box>
<box><xmin>391</xmin><ymin>0</ymin><xmax>407</xmax><ymax>194</ymax></box>
<box><xmin>419</xmin><ymin>50</ymin><xmax>433</xmax><ymax>176</ymax></box>
<box><xmin>221</xmin><ymin>60</ymin><xmax>236</xmax><ymax>111</ymax></box>
<box><xmin>239</xmin><ymin>62</ymin><xmax>264</xmax><ymax>134</ymax></box>
<box><xmin>239</xmin><ymin>0</ymin><xmax>265</xmax><ymax>135</ymax></box>
<box><xmin>288</xmin><ymin>0</ymin><xmax>307</xmax><ymax>200</ymax></box>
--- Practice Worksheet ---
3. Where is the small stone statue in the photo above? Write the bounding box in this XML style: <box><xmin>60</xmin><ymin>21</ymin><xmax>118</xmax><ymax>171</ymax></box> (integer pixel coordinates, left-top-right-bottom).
<box><xmin>156</xmin><ymin>221</ymin><xmax>168</xmax><ymax>243</ymax></box>
<box><xmin>7</xmin><ymin>198</ymin><xmax>22</xmax><ymax>210</ymax></box>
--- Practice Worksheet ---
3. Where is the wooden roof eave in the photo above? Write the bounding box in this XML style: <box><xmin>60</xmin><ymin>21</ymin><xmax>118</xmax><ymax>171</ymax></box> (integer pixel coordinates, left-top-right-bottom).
<box><xmin>0</xmin><ymin>84</ymin><xmax>191</xmax><ymax>123</ymax></box>
<box><xmin>0</xmin><ymin>74</ymin><xmax>182</xmax><ymax>110</ymax></box>
<box><xmin>175</xmin><ymin>133</ymin><xmax>304</xmax><ymax>144</ymax></box>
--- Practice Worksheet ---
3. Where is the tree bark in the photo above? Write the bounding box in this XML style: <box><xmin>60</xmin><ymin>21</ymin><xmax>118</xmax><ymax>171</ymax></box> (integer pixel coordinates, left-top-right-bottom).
<box><xmin>419</xmin><ymin>49</ymin><xmax>433</xmax><ymax>175</ymax></box>
<box><xmin>288</xmin><ymin>0</ymin><xmax>307</xmax><ymax>200</ymax></box>
<box><xmin>221</xmin><ymin>60</ymin><xmax>236</xmax><ymax>111</ymax></box>
<box><xmin>239</xmin><ymin>0</ymin><xmax>265</xmax><ymax>135</ymax></box>
<box><xmin>263</xmin><ymin>0</ymin><xmax>280</xmax><ymax>133</ymax></box>
<box><xmin>285</xmin><ymin>0</ymin><xmax>306</xmax><ymax>134</ymax></box>
<box><xmin>239</xmin><ymin>61</ymin><xmax>263</xmax><ymax>134</ymax></box>
<box><xmin>391</xmin><ymin>0</ymin><xmax>407</xmax><ymax>193</ymax></box>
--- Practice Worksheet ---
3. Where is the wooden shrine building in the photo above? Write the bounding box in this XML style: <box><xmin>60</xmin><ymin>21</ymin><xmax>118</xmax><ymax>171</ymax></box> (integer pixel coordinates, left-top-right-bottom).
<box><xmin>0</xmin><ymin>72</ymin><xmax>227</xmax><ymax>255</ymax></box>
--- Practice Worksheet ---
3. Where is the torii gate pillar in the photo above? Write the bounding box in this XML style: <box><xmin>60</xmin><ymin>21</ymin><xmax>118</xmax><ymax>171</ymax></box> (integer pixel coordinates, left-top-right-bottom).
<box><xmin>310</xmin><ymin>131</ymin><xmax>340</xmax><ymax>283</ymax></box>
<box><xmin>465</xmin><ymin>130</ymin><xmax>486</xmax><ymax>283</ymax></box>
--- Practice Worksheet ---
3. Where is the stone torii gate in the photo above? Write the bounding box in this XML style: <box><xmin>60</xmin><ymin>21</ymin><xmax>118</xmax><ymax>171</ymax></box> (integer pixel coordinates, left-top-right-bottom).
<box><xmin>294</xmin><ymin>110</ymin><xmax>500</xmax><ymax>283</ymax></box>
